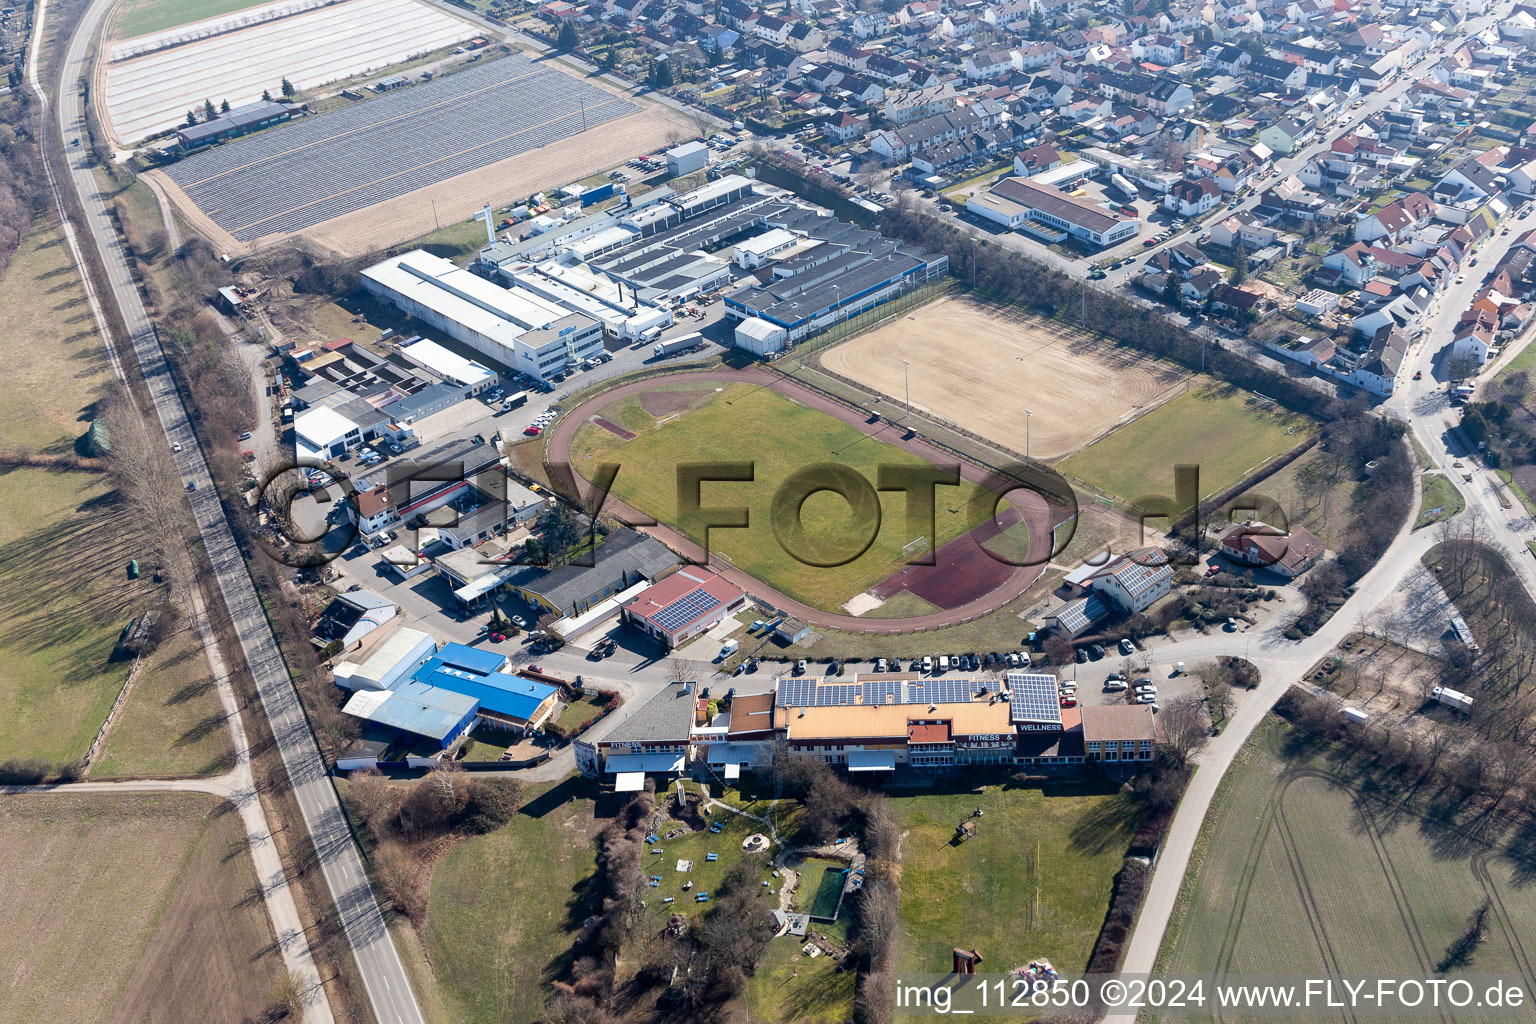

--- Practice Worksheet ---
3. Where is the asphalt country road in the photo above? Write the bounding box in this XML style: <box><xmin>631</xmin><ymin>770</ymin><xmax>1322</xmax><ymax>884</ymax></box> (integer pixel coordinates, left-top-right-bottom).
<box><xmin>23</xmin><ymin>3</ymin><xmax>334</xmax><ymax>1020</ymax></box>
<box><xmin>45</xmin><ymin>1</ymin><xmax>426</xmax><ymax>1021</ymax></box>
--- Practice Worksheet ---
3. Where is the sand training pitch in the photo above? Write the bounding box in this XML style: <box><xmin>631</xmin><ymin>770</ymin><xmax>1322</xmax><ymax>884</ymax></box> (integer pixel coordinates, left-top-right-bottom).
<box><xmin>822</xmin><ymin>295</ymin><xmax>1187</xmax><ymax>461</ymax></box>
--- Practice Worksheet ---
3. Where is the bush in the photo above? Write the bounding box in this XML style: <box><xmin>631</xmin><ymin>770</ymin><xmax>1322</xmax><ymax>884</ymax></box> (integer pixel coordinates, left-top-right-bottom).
<box><xmin>0</xmin><ymin>758</ymin><xmax>52</xmax><ymax>784</ymax></box>
<box><xmin>459</xmin><ymin>778</ymin><xmax>523</xmax><ymax>834</ymax></box>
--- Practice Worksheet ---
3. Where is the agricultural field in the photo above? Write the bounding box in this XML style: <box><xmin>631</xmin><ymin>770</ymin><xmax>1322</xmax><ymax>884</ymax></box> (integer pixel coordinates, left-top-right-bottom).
<box><xmin>0</xmin><ymin>792</ymin><xmax>283</xmax><ymax>1024</ymax></box>
<box><xmin>822</xmin><ymin>296</ymin><xmax>1187</xmax><ymax>461</ymax></box>
<box><xmin>0</xmin><ymin>222</ymin><xmax>153</xmax><ymax>765</ymax></box>
<box><xmin>893</xmin><ymin>783</ymin><xmax>1144</xmax><ymax>986</ymax></box>
<box><xmin>1154</xmin><ymin>719</ymin><xmax>1536</xmax><ymax>1024</ymax></box>
<box><xmin>112</xmin><ymin>0</ymin><xmax>271</xmax><ymax>38</ymax></box>
<box><xmin>90</xmin><ymin>623</ymin><xmax>236</xmax><ymax>778</ymax></box>
<box><xmin>104</xmin><ymin>0</ymin><xmax>477</xmax><ymax>141</ymax></box>
<box><xmin>569</xmin><ymin>381</ymin><xmax>1021</xmax><ymax>611</ymax></box>
<box><xmin>1058</xmin><ymin>385</ymin><xmax>1313</xmax><ymax>508</ymax></box>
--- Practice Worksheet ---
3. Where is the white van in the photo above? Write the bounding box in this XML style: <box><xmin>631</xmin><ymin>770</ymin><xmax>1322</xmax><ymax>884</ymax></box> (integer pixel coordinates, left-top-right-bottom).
<box><xmin>937</xmin><ymin>655</ymin><xmax>950</xmax><ymax>673</ymax></box>
<box><xmin>921</xmin><ymin>655</ymin><xmax>933</xmax><ymax>674</ymax></box>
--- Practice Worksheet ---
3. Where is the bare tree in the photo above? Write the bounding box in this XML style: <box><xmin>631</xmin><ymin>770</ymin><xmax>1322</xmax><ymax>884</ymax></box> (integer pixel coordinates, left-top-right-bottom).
<box><xmin>270</xmin><ymin>971</ymin><xmax>306</xmax><ymax>1018</ymax></box>
<box><xmin>1156</xmin><ymin>697</ymin><xmax>1209</xmax><ymax>769</ymax></box>
<box><xmin>101</xmin><ymin>386</ymin><xmax>197</xmax><ymax>596</ymax></box>
<box><xmin>1207</xmin><ymin>678</ymin><xmax>1234</xmax><ymax>724</ymax></box>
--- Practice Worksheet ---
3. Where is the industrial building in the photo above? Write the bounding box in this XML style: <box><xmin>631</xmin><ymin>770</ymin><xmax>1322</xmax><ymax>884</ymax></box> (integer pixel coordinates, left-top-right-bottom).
<box><xmin>336</xmin><ymin>635</ymin><xmax>561</xmax><ymax>748</ymax></box>
<box><xmin>476</xmin><ymin>175</ymin><xmax>947</xmax><ymax>355</ymax></box>
<box><xmin>969</xmin><ymin>176</ymin><xmax>1140</xmax><ymax>248</ymax></box>
<box><xmin>579</xmin><ymin>671</ymin><xmax>1156</xmax><ymax>788</ymax></box>
<box><xmin>361</xmin><ymin>250</ymin><xmax>604</xmax><ymax>382</ymax></box>
<box><xmin>287</xmin><ymin>335</ymin><xmax>504</xmax><ymax>459</ymax></box>
<box><xmin>666</xmin><ymin>140</ymin><xmax>710</xmax><ymax>176</ymax></box>
<box><xmin>175</xmin><ymin>100</ymin><xmax>296</xmax><ymax>150</ymax></box>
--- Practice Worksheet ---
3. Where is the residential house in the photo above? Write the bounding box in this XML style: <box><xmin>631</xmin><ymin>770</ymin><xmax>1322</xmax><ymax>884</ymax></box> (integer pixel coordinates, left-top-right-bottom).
<box><xmin>964</xmin><ymin>47</ymin><xmax>1016</xmax><ymax>80</ymax></box>
<box><xmin>823</xmin><ymin>111</ymin><xmax>868</xmax><ymax>142</ymax></box>
<box><xmin>1322</xmin><ymin>242</ymin><xmax>1380</xmax><ymax>287</ymax></box>
<box><xmin>1219</xmin><ymin>521</ymin><xmax>1326</xmax><ymax>577</ymax></box>
<box><xmin>1164</xmin><ymin>176</ymin><xmax>1224</xmax><ymax>216</ymax></box>
<box><xmin>1354</xmin><ymin>193</ymin><xmax>1437</xmax><ymax>244</ymax></box>
<box><xmin>1013</xmin><ymin>143</ymin><xmax>1062</xmax><ymax>176</ymax></box>
<box><xmin>1258</xmin><ymin>116</ymin><xmax>1315</xmax><ymax>155</ymax></box>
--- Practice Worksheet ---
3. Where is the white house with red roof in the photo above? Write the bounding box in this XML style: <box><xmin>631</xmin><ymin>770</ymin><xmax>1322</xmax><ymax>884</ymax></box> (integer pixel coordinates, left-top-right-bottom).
<box><xmin>622</xmin><ymin>567</ymin><xmax>748</xmax><ymax>650</ymax></box>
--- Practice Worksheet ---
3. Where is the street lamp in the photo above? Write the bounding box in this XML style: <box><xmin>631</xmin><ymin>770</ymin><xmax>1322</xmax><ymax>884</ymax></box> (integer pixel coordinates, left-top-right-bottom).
<box><xmin>1025</xmin><ymin>409</ymin><xmax>1032</xmax><ymax>462</ymax></box>
<box><xmin>901</xmin><ymin>359</ymin><xmax>911</xmax><ymax>414</ymax></box>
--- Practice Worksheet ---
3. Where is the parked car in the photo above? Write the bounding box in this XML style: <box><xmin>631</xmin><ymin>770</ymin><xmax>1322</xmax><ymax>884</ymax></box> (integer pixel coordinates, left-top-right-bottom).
<box><xmin>1075</xmin><ymin>647</ymin><xmax>1088</xmax><ymax>663</ymax></box>
<box><xmin>171</xmin><ymin>441</ymin><xmax>182</xmax><ymax>452</ymax></box>
<box><xmin>1137</xmin><ymin>693</ymin><xmax>1158</xmax><ymax>704</ymax></box>
<box><xmin>921</xmin><ymin>655</ymin><xmax>933</xmax><ymax>673</ymax></box>
<box><xmin>794</xmin><ymin>659</ymin><xmax>807</xmax><ymax>675</ymax></box>
<box><xmin>1060</xmin><ymin>696</ymin><xmax>1078</xmax><ymax>708</ymax></box>
<box><xmin>1118</xmin><ymin>639</ymin><xmax>1135</xmax><ymax>655</ymax></box>
<box><xmin>876</xmin><ymin>658</ymin><xmax>888</xmax><ymax>672</ymax></box>
<box><xmin>524</xmin><ymin>425</ymin><xmax>543</xmax><ymax>436</ymax></box>
<box><xmin>1104</xmin><ymin>679</ymin><xmax>1128</xmax><ymax>691</ymax></box>
<box><xmin>1088</xmin><ymin>644</ymin><xmax>1105</xmax><ymax>660</ymax></box>
<box><xmin>237</xmin><ymin>431</ymin><xmax>252</xmax><ymax>441</ymax></box>
<box><xmin>1413</xmin><ymin>370</ymin><xmax>1424</xmax><ymax>380</ymax></box>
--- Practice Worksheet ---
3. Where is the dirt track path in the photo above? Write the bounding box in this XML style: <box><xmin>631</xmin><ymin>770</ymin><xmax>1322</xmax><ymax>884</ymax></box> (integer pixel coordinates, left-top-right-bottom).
<box><xmin>544</xmin><ymin>366</ymin><xmax>1058</xmax><ymax>634</ymax></box>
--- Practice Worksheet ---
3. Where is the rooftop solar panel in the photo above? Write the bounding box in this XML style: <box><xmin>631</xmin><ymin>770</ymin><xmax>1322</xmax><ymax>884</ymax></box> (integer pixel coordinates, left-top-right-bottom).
<box><xmin>649</xmin><ymin>587</ymin><xmax>723</xmax><ymax>633</ymax></box>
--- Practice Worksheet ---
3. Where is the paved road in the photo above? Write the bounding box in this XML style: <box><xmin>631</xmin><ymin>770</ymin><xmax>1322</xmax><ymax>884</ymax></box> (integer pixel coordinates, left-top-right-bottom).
<box><xmin>1111</xmin><ymin>19</ymin><xmax>1535</xmax><ymax>997</ymax></box>
<box><xmin>47</xmin><ymin>1</ymin><xmax>426</xmax><ymax>1022</ymax></box>
<box><xmin>24</xmin><ymin>4</ymin><xmax>333</xmax><ymax>1020</ymax></box>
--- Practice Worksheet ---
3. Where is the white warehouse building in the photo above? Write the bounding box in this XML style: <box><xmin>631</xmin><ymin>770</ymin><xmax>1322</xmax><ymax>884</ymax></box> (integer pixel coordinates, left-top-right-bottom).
<box><xmin>362</xmin><ymin>250</ymin><xmax>604</xmax><ymax>382</ymax></box>
<box><xmin>734</xmin><ymin>316</ymin><xmax>788</xmax><ymax>356</ymax></box>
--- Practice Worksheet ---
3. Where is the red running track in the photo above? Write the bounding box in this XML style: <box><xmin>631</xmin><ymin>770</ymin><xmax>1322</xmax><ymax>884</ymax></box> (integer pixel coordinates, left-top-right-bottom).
<box><xmin>543</xmin><ymin>367</ymin><xmax>1067</xmax><ymax>634</ymax></box>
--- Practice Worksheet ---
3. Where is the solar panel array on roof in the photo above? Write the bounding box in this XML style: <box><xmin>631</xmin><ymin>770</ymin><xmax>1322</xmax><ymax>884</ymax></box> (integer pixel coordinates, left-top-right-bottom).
<box><xmin>1006</xmin><ymin>672</ymin><xmax>1062</xmax><ymax>725</ymax></box>
<box><xmin>775</xmin><ymin>676</ymin><xmax>1007</xmax><ymax>708</ymax></box>
<box><xmin>650</xmin><ymin>587</ymin><xmax>723</xmax><ymax>633</ymax></box>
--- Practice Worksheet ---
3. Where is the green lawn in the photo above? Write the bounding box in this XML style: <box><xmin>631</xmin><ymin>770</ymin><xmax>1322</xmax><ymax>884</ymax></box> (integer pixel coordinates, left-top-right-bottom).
<box><xmin>1416</xmin><ymin>473</ymin><xmax>1465</xmax><ymax>529</ymax></box>
<box><xmin>1058</xmin><ymin>385</ymin><xmax>1314</xmax><ymax>508</ymax></box>
<box><xmin>633</xmin><ymin>792</ymin><xmax>782</xmax><ymax>929</ymax></box>
<box><xmin>745</xmin><ymin>931</ymin><xmax>856</xmax><ymax>1024</ymax></box>
<box><xmin>1155</xmin><ymin>719</ymin><xmax>1536</xmax><ymax>1024</ymax></box>
<box><xmin>423</xmin><ymin>776</ymin><xmax>602</xmax><ymax>1024</ymax></box>
<box><xmin>554</xmin><ymin>694</ymin><xmax>607</xmax><ymax>734</ymax></box>
<box><xmin>893</xmin><ymin>783</ymin><xmax>1144</xmax><ymax>986</ymax></box>
<box><xmin>570</xmin><ymin>381</ymin><xmax>1017</xmax><ymax>610</ymax></box>
<box><xmin>114</xmin><ymin>0</ymin><xmax>272</xmax><ymax>37</ymax></box>
<box><xmin>91</xmin><ymin>625</ymin><xmax>236</xmax><ymax>778</ymax></box>
<box><xmin>1235</xmin><ymin>446</ymin><xmax>1356</xmax><ymax>548</ymax></box>
<box><xmin>981</xmin><ymin>516</ymin><xmax>1032</xmax><ymax>564</ymax></box>
<box><xmin>0</xmin><ymin>222</ymin><xmax>158</xmax><ymax>765</ymax></box>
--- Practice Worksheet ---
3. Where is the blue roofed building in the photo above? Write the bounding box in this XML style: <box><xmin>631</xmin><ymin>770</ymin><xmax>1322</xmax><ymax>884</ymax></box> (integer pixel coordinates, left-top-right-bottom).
<box><xmin>413</xmin><ymin>642</ymin><xmax>561</xmax><ymax>733</ymax></box>
<box><xmin>341</xmin><ymin>680</ymin><xmax>479</xmax><ymax>750</ymax></box>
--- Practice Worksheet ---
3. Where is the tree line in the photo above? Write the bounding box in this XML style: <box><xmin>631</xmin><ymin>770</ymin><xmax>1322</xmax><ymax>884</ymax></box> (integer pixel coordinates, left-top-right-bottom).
<box><xmin>1287</xmin><ymin>410</ymin><xmax>1413</xmax><ymax>637</ymax></box>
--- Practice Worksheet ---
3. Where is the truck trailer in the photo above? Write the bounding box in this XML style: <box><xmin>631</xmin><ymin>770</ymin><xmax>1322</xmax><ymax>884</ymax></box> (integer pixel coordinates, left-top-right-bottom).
<box><xmin>654</xmin><ymin>332</ymin><xmax>705</xmax><ymax>359</ymax></box>
<box><xmin>1431</xmin><ymin>686</ymin><xmax>1474</xmax><ymax>712</ymax></box>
